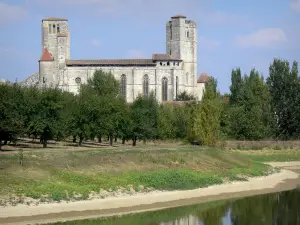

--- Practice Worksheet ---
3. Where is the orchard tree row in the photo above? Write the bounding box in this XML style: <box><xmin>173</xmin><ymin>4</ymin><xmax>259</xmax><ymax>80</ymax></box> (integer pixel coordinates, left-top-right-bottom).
<box><xmin>0</xmin><ymin>58</ymin><xmax>299</xmax><ymax>149</ymax></box>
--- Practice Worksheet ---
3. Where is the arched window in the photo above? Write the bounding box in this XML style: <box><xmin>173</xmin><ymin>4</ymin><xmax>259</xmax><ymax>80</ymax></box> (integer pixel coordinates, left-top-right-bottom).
<box><xmin>162</xmin><ymin>77</ymin><xmax>168</xmax><ymax>101</ymax></box>
<box><xmin>187</xmin><ymin>31</ymin><xmax>190</xmax><ymax>38</ymax></box>
<box><xmin>143</xmin><ymin>74</ymin><xmax>149</xmax><ymax>97</ymax></box>
<box><xmin>121</xmin><ymin>74</ymin><xmax>126</xmax><ymax>99</ymax></box>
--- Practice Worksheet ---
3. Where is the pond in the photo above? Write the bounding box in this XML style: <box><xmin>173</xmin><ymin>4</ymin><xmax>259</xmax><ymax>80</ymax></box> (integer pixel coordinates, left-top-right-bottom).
<box><xmin>49</xmin><ymin>188</ymin><xmax>300</xmax><ymax>225</ymax></box>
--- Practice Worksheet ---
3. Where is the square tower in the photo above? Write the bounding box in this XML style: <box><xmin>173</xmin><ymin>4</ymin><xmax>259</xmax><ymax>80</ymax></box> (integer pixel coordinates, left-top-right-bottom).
<box><xmin>166</xmin><ymin>15</ymin><xmax>197</xmax><ymax>94</ymax></box>
<box><xmin>40</xmin><ymin>17</ymin><xmax>70</xmax><ymax>87</ymax></box>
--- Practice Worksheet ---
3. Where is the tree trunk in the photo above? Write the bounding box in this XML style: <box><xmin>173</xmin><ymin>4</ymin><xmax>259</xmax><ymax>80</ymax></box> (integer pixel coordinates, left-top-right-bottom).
<box><xmin>122</xmin><ymin>137</ymin><xmax>125</xmax><ymax>145</ymax></box>
<box><xmin>109</xmin><ymin>134</ymin><xmax>113</xmax><ymax>146</ymax></box>
<box><xmin>98</xmin><ymin>135</ymin><xmax>102</xmax><ymax>143</ymax></box>
<box><xmin>132</xmin><ymin>136</ymin><xmax>137</xmax><ymax>146</ymax></box>
<box><xmin>72</xmin><ymin>136</ymin><xmax>76</xmax><ymax>143</ymax></box>
<box><xmin>114</xmin><ymin>136</ymin><xmax>117</xmax><ymax>143</ymax></box>
<box><xmin>43</xmin><ymin>139</ymin><xmax>47</xmax><ymax>148</ymax></box>
<box><xmin>0</xmin><ymin>139</ymin><xmax>2</xmax><ymax>151</ymax></box>
<box><xmin>79</xmin><ymin>136</ymin><xmax>84</xmax><ymax>146</ymax></box>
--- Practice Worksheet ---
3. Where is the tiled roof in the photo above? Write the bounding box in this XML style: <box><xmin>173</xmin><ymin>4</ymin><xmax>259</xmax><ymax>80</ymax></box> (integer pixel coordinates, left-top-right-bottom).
<box><xmin>66</xmin><ymin>59</ymin><xmax>156</xmax><ymax>66</ymax></box>
<box><xmin>197</xmin><ymin>72</ymin><xmax>210</xmax><ymax>83</ymax></box>
<box><xmin>171</xmin><ymin>14</ymin><xmax>187</xmax><ymax>19</ymax></box>
<box><xmin>40</xmin><ymin>48</ymin><xmax>53</xmax><ymax>61</ymax></box>
<box><xmin>152</xmin><ymin>54</ymin><xmax>182</xmax><ymax>61</ymax></box>
<box><xmin>42</xmin><ymin>17</ymin><xmax>68</xmax><ymax>21</ymax></box>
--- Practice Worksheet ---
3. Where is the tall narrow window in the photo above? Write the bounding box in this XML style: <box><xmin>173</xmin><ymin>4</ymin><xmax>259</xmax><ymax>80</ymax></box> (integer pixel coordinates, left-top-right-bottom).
<box><xmin>176</xmin><ymin>76</ymin><xmax>179</xmax><ymax>99</ymax></box>
<box><xmin>143</xmin><ymin>74</ymin><xmax>149</xmax><ymax>97</ymax></box>
<box><xmin>187</xmin><ymin>31</ymin><xmax>190</xmax><ymax>38</ymax></box>
<box><xmin>162</xmin><ymin>77</ymin><xmax>168</xmax><ymax>101</ymax></box>
<box><xmin>121</xmin><ymin>74</ymin><xmax>127</xmax><ymax>99</ymax></box>
<box><xmin>57</xmin><ymin>24</ymin><xmax>60</xmax><ymax>33</ymax></box>
<box><xmin>49</xmin><ymin>24</ymin><xmax>52</xmax><ymax>34</ymax></box>
<box><xmin>170</xmin><ymin>24</ymin><xmax>172</xmax><ymax>40</ymax></box>
<box><xmin>53</xmin><ymin>24</ymin><xmax>56</xmax><ymax>34</ymax></box>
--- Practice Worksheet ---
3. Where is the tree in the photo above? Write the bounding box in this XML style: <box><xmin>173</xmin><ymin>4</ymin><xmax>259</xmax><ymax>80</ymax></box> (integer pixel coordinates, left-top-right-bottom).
<box><xmin>157</xmin><ymin>104</ymin><xmax>176</xmax><ymax>140</ymax></box>
<box><xmin>228</xmin><ymin>68</ymin><xmax>272</xmax><ymax>140</ymax></box>
<box><xmin>131</xmin><ymin>93</ymin><xmax>158</xmax><ymax>146</ymax></box>
<box><xmin>267</xmin><ymin>59</ymin><xmax>300</xmax><ymax>140</ymax></box>
<box><xmin>229</xmin><ymin>68</ymin><xmax>244</xmax><ymax>105</ymax></box>
<box><xmin>176</xmin><ymin>91</ymin><xmax>196</xmax><ymax>101</ymax></box>
<box><xmin>0</xmin><ymin>83</ymin><xmax>26</xmax><ymax>149</ymax></box>
<box><xmin>188</xmin><ymin>77</ymin><xmax>221</xmax><ymax>146</ymax></box>
<box><xmin>24</xmin><ymin>88</ymin><xmax>64</xmax><ymax>148</ymax></box>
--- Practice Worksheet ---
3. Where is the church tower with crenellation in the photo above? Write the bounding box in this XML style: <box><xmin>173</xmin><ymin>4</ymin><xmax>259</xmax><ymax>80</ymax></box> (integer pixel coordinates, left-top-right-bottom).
<box><xmin>166</xmin><ymin>15</ymin><xmax>197</xmax><ymax>95</ymax></box>
<box><xmin>39</xmin><ymin>17</ymin><xmax>70</xmax><ymax>88</ymax></box>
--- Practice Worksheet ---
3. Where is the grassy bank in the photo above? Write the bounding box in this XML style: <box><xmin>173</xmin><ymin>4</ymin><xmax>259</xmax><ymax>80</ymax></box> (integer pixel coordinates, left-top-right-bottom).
<box><xmin>0</xmin><ymin>145</ymin><xmax>273</xmax><ymax>205</ymax></box>
<box><xmin>230</xmin><ymin>149</ymin><xmax>300</xmax><ymax>162</ymax></box>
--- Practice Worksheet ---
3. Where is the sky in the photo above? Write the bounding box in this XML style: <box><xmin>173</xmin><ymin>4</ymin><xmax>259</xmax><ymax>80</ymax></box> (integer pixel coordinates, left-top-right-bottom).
<box><xmin>0</xmin><ymin>0</ymin><xmax>299</xmax><ymax>93</ymax></box>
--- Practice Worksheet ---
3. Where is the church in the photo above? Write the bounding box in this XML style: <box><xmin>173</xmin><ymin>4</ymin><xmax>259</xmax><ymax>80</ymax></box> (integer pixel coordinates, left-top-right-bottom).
<box><xmin>22</xmin><ymin>15</ymin><xmax>208</xmax><ymax>103</ymax></box>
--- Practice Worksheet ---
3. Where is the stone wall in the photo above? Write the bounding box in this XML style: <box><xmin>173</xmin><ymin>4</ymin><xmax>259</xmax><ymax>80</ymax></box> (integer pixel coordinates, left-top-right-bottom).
<box><xmin>62</xmin><ymin>66</ymin><xmax>186</xmax><ymax>103</ymax></box>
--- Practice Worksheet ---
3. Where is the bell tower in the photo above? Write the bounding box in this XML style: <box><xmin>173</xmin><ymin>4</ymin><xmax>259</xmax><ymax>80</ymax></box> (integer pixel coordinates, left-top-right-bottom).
<box><xmin>166</xmin><ymin>15</ymin><xmax>197</xmax><ymax>94</ymax></box>
<box><xmin>39</xmin><ymin>17</ymin><xmax>70</xmax><ymax>87</ymax></box>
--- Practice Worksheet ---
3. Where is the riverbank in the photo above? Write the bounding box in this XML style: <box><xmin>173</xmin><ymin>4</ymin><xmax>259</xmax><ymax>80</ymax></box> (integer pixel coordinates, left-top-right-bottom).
<box><xmin>0</xmin><ymin>163</ymin><xmax>299</xmax><ymax>225</ymax></box>
<box><xmin>0</xmin><ymin>146</ymin><xmax>274</xmax><ymax>205</ymax></box>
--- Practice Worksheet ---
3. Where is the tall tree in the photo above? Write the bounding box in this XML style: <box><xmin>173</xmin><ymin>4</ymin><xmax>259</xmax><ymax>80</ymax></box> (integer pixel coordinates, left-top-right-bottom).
<box><xmin>228</xmin><ymin>68</ymin><xmax>272</xmax><ymax>140</ymax></box>
<box><xmin>229</xmin><ymin>68</ymin><xmax>244</xmax><ymax>105</ymax></box>
<box><xmin>267</xmin><ymin>59</ymin><xmax>300</xmax><ymax>139</ymax></box>
<box><xmin>188</xmin><ymin>77</ymin><xmax>221</xmax><ymax>146</ymax></box>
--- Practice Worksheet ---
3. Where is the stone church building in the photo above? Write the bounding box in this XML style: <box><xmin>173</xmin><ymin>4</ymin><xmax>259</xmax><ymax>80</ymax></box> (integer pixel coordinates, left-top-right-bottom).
<box><xmin>22</xmin><ymin>15</ymin><xmax>208</xmax><ymax>103</ymax></box>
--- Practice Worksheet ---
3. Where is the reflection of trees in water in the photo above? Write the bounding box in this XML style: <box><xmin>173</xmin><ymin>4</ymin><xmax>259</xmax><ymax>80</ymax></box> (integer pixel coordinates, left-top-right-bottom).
<box><xmin>160</xmin><ymin>189</ymin><xmax>300</xmax><ymax>225</ymax></box>
<box><xmin>230</xmin><ymin>189</ymin><xmax>300</xmax><ymax>225</ymax></box>
<box><xmin>196</xmin><ymin>203</ymin><xmax>229</xmax><ymax>225</ymax></box>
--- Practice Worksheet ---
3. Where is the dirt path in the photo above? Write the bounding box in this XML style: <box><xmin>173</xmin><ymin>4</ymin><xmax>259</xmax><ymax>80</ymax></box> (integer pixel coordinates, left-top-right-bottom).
<box><xmin>0</xmin><ymin>162</ymin><xmax>299</xmax><ymax>225</ymax></box>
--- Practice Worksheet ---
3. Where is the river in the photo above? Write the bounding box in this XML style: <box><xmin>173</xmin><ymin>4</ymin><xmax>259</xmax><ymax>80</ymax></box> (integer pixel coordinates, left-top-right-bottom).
<box><xmin>49</xmin><ymin>185</ymin><xmax>300</xmax><ymax>225</ymax></box>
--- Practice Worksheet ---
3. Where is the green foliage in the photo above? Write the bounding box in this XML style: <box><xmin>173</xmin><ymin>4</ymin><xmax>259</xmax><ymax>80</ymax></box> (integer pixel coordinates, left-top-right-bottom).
<box><xmin>188</xmin><ymin>78</ymin><xmax>221</xmax><ymax>146</ymax></box>
<box><xmin>176</xmin><ymin>91</ymin><xmax>196</xmax><ymax>101</ymax></box>
<box><xmin>1</xmin><ymin>57</ymin><xmax>300</xmax><ymax>147</ymax></box>
<box><xmin>228</xmin><ymin>68</ymin><xmax>273</xmax><ymax>140</ymax></box>
<box><xmin>267</xmin><ymin>59</ymin><xmax>300</xmax><ymax>140</ymax></box>
<box><xmin>131</xmin><ymin>93</ymin><xmax>158</xmax><ymax>144</ymax></box>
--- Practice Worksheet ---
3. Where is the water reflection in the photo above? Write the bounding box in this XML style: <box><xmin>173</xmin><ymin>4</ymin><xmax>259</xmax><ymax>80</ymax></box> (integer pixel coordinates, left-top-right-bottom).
<box><xmin>160</xmin><ymin>188</ymin><xmax>300</xmax><ymax>225</ymax></box>
<box><xmin>50</xmin><ymin>188</ymin><xmax>300</xmax><ymax>225</ymax></box>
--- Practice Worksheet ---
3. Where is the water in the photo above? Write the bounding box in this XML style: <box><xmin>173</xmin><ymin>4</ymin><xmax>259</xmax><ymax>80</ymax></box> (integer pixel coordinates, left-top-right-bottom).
<box><xmin>50</xmin><ymin>188</ymin><xmax>300</xmax><ymax>225</ymax></box>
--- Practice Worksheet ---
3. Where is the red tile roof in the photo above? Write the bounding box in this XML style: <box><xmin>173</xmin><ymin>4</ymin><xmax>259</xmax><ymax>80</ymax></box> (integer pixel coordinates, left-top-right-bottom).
<box><xmin>40</xmin><ymin>48</ymin><xmax>53</xmax><ymax>61</ymax></box>
<box><xmin>197</xmin><ymin>73</ymin><xmax>210</xmax><ymax>83</ymax></box>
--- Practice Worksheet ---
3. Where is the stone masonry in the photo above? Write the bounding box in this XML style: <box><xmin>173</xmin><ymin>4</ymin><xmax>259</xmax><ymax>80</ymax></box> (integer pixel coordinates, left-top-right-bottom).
<box><xmin>22</xmin><ymin>15</ymin><xmax>207</xmax><ymax>103</ymax></box>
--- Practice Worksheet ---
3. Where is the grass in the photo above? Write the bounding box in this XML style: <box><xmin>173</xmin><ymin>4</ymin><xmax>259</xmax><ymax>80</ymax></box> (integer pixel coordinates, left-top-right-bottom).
<box><xmin>0</xmin><ymin>144</ymin><xmax>275</xmax><ymax>203</ymax></box>
<box><xmin>229</xmin><ymin>149</ymin><xmax>300</xmax><ymax>162</ymax></box>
